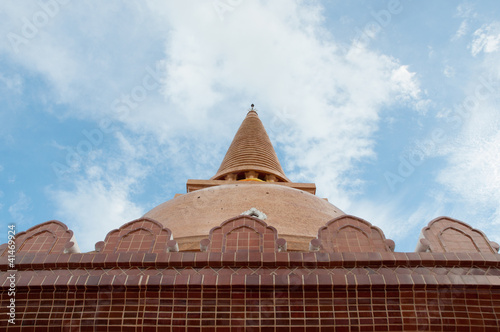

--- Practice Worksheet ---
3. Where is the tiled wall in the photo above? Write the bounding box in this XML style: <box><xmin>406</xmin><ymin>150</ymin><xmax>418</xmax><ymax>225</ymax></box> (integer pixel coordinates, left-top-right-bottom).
<box><xmin>1</xmin><ymin>217</ymin><xmax>499</xmax><ymax>330</ymax></box>
<box><xmin>4</xmin><ymin>286</ymin><xmax>500</xmax><ymax>331</ymax></box>
<box><xmin>1</xmin><ymin>251</ymin><xmax>500</xmax><ymax>331</ymax></box>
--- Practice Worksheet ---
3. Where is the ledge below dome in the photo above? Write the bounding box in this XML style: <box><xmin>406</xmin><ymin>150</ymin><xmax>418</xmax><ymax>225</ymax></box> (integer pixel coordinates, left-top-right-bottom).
<box><xmin>171</xmin><ymin>233</ymin><xmax>318</xmax><ymax>251</ymax></box>
<box><xmin>186</xmin><ymin>179</ymin><xmax>316</xmax><ymax>194</ymax></box>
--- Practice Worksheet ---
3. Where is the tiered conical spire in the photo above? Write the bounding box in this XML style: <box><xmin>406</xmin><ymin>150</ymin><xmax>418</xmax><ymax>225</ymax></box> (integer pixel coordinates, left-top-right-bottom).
<box><xmin>211</xmin><ymin>107</ymin><xmax>290</xmax><ymax>182</ymax></box>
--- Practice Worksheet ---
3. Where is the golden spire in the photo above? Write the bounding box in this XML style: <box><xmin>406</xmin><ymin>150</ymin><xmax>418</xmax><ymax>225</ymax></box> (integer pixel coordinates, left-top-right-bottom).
<box><xmin>211</xmin><ymin>105</ymin><xmax>290</xmax><ymax>182</ymax></box>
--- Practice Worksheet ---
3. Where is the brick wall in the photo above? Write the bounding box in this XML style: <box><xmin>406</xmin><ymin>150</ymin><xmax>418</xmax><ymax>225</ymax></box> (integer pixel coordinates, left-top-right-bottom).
<box><xmin>5</xmin><ymin>286</ymin><xmax>500</xmax><ymax>331</ymax></box>
<box><xmin>2</xmin><ymin>251</ymin><xmax>500</xmax><ymax>331</ymax></box>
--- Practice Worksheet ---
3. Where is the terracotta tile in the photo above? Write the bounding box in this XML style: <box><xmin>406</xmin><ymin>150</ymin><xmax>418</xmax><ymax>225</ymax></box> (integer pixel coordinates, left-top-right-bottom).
<box><xmin>302</xmin><ymin>252</ymin><xmax>316</xmax><ymax>267</ymax></box>
<box><xmin>54</xmin><ymin>275</ymin><xmax>72</xmax><ymax>288</ymax></box>
<box><xmin>181</xmin><ymin>252</ymin><xmax>195</xmax><ymax>267</ymax></box>
<box><xmin>188</xmin><ymin>274</ymin><xmax>202</xmax><ymax>288</ymax></box>
<box><xmin>289</xmin><ymin>252</ymin><xmax>302</xmax><ymax>265</ymax></box>
<box><xmin>486</xmin><ymin>275</ymin><xmax>500</xmax><ymax>287</ymax></box>
<box><xmin>432</xmin><ymin>253</ymin><xmax>447</xmax><ymax>265</ymax></box>
<box><xmin>235</xmin><ymin>251</ymin><xmax>248</xmax><ymax>264</ymax></box>
<box><xmin>168</xmin><ymin>252</ymin><xmax>183</xmax><ymax>266</ymax></box>
<box><xmin>230</xmin><ymin>274</ymin><xmax>245</xmax><ymax>288</ymax></box>
<box><xmin>327</xmin><ymin>253</ymin><xmax>343</xmax><ymax>267</ymax></box>
<box><xmin>454</xmin><ymin>252</ymin><xmax>472</xmax><ymax>265</ymax></box>
<box><xmin>146</xmin><ymin>274</ymin><xmax>162</xmax><ymax>287</ymax></box>
<box><xmin>193</xmin><ymin>252</ymin><xmax>209</xmax><ymax>267</ymax></box>
<box><xmin>85</xmin><ymin>275</ymin><xmax>101</xmax><ymax>289</ymax></box>
<box><xmin>113</xmin><ymin>252</ymin><xmax>131</xmax><ymax>268</ymax></box>
<box><xmin>244</xmin><ymin>274</ymin><xmax>258</xmax><ymax>287</ymax></box>
<box><xmin>393</xmin><ymin>252</ymin><xmax>408</xmax><ymax>265</ymax></box>
<box><xmin>481</xmin><ymin>252</ymin><xmax>499</xmax><ymax>265</ymax></box>
<box><xmin>130</xmin><ymin>252</ymin><xmax>145</xmax><ymax>265</ymax></box>
<box><xmin>143</xmin><ymin>253</ymin><xmax>157</xmax><ymax>266</ymax></box>
<box><xmin>208</xmin><ymin>252</ymin><xmax>222</xmax><ymax>267</ymax></box>
<box><xmin>276</xmin><ymin>252</ymin><xmax>289</xmax><ymax>266</ymax></box>
<box><xmin>173</xmin><ymin>274</ymin><xmax>189</xmax><ymax>289</ymax></box>
<box><xmin>221</xmin><ymin>252</ymin><xmax>234</xmax><ymax>266</ymax></box>
<box><xmin>410</xmin><ymin>274</ymin><xmax>426</xmax><ymax>287</ymax></box>
<box><xmin>313</xmin><ymin>252</ymin><xmax>328</xmax><ymax>267</ymax></box>
<box><xmin>92</xmin><ymin>253</ymin><xmax>106</xmax><ymax>268</ymax></box>
<box><xmin>379</xmin><ymin>252</ymin><xmax>396</xmax><ymax>267</ymax></box>
<box><xmin>367</xmin><ymin>274</ymin><xmax>383</xmax><ymax>286</ymax></box>
<box><xmin>331</xmin><ymin>274</ymin><xmax>347</xmax><ymax>288</ymax></box>
<box><xmin>356</xmin><ymin>274</ymin><xmax>371</xmax><ymax>287</ymax></box>
<box><xmin>16</xmin><ymin>273</ymin><xmax>32</xmax><ymax>288</ymax></box>
<box><xmin>443</xmin><ymin>252</ymin><xmax>460</xmax><ymax>265</ymax></box>
<box><xmin>341</xmin><ymin>252</ymin><xmax>356</xmax><ymax>267</ymax></box>
<box><xmin>354</xmin><ymin>252</ymin><xmax>371</xmax><ymax>266</ymax></box>
<box><xmin>79</xmin><ymin>253</ymin><xmax>94</xmax><ymax>268</ymax></box>
<box><xmin>16</xmin><ymin>253</ymin><xmax>31</xmax><ymax>266</ymax></box>
<box><xmin>447</xmin><ymin>274</ymin><xmax>465</xmax><ymax>286</ymax></box>
<box><xmin>404</xmin><ymin>252</ymin><xmax>420</xmax><ymax>264</ymax></box>
<box><xmin>74</xmin><ymin>275</ymin><xmax>88</xmax><ymax>289</ymax></box>
<box><xmin>247</xmin><ymin>251</ymin><xmax>262</xmax><ymax>267</ymax></box>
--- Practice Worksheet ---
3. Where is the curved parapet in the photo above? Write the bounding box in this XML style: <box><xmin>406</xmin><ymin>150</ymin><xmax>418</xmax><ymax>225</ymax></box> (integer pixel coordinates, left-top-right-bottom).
<box><xmin>416</xmin><ymin>216</ymin><xmax>498</xmax><ymax>253</ymax></box>
<box><xmin>0</xmin><ymin>220</ymin><xmax>79</xmax><ymax>255</ymax></box>
<box><xmin>311</xmin><ymin>215</ymin><xmax>394</xmax><ymax>252</ymax></box>
<box><xmin>201</xmin><ymin>215</ymin><xmax>286</xmax><ymax>253</ymax></box>
<box><xmin>95</xmin><ymin>217</ymin><xmax>176</xmax><ymax>253</ymax></box>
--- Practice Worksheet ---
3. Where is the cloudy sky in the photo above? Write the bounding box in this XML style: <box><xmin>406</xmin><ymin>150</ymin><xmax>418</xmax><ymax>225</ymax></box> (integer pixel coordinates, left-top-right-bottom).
<box><xmin>1</xmin><ymin>1</ymin><xmax>499</xmax><ymax>252</ymax></box>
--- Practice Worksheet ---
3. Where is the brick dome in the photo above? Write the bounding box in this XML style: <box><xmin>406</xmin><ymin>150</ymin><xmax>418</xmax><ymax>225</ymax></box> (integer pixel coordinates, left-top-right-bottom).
<box><xmin>143</xmin><ymin>183</ymin><xmax>344</xmax><ymax>251</ymax></box>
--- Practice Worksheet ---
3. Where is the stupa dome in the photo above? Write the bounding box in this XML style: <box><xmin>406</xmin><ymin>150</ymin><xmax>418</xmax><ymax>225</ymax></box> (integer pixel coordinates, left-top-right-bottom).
<box><xmin>143</xmin><ymin>182</ymin><xmax>344</xmax><ymax>251</ymax></box>
<box><xmin>143</xmin><ymin>107</ymin><xmax>345</xmax><ymax>250</ymax></box>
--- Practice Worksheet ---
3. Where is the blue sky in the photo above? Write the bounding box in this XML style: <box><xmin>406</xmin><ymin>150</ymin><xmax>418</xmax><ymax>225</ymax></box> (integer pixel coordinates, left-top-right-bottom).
<box><xmin>1</xmin><ymin>1</ymin><xmax>499</xmax><ymax>252</ymax></box>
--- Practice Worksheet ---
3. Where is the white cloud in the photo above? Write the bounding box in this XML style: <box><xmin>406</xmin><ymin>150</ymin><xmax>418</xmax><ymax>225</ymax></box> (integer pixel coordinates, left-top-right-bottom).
<box><xmin>0</xmin><ymin>1</ymin><xmax>423</xmax><ymax>144</ymax></box>
<box><xmin>443</xmin><ymin>65</ymin><xmax>455</xmax><ymax>78</ymax></box>
<box><xmin>48</xmin><ymin>159</ymin><xmax>146</xmax><ymax>252</ymax></box>
<box><xmin>145</xmin><ymin>1</ymin><xmax>423</xmax><ymax>209</ymax></box>
<box><xmin>452</xmin><ymin>3</ymin><xmax>476</xmax><ymax>41</ymax></box>
<box><xmin>350</xmin><ymin>198</ymin><xmax>408</xmax><ymax>241</ymax></box>
<box><xmin>470</xmin><ymin>23</ymin><xmax>500</xmax><ymax>56</ymax></box>
<box><xmin>47</xmin><ymin>130</ymin><xmax>158</xmax><ymax>252</ymax></box>
<box><xmin>49</xmin><ymin>176</ymin><xmax>144</xmax><ymax>252</ymax></box>
<box><xmin>434</xmin><ymin>62</ymin><xmax>500</xmax><ymax>244</ymax></box>
<box><xmin>0</xmin><ymin>1</ymin><xmax>168</xmax><ymax>119</ymax></box>
<box><xmin>8</xmin><ymin>192</ymin><xmax>33</xmax><ymax>225</ymax></box>
<box><xmin>453</xmin><ymin>20</ymin><xmax>469</xmax><ymax>40</ymax></box>
<box><xmin>437</xmin><ymin>130</ymin><xmax>500</xmax><ymax>222</ymax></box>
<box><xmin>0</xmin><ymin>73</ymin><xmax>23</xmax><ymax>93</ymax></box>
<box><xmin>391</xmin><ymin>65</ymin><xmax>421</xmax><ymax>101</ymax></box>
<box><xmin>2</xmin><ymin>1</ymin><xmax>425</xmax><ymax>250</ymax></box>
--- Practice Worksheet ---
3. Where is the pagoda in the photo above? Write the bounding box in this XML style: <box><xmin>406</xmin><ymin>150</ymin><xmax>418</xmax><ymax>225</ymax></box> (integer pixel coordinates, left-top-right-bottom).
<box><xmin>1</xmin><ymin>107</ymin><xmax>499</xmax><ymax>330</ymax></box>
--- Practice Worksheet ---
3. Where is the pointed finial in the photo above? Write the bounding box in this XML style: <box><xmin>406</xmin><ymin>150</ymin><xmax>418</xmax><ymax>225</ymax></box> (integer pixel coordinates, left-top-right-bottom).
<box><xmin>248</xmin><ymin>104</ymin><xmax>257</xmax><ymax>114</ymax></box>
